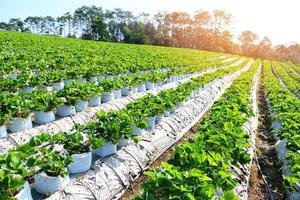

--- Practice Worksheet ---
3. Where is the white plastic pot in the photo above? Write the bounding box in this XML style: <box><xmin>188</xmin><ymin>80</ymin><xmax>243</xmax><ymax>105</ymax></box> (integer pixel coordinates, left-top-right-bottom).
<box><xmin>56</xmin><ymin>105</ymin><xmax>76</xmax><ymax>117</ymax></box>
<box><xmin>113</xmin><ymin>89</ymin><xmax>122</xmax><ymax>99</ymax></box>
<box><xmin>156</xmin><ymin>81</ymin><xmax>163</xmax><ymax>87</ymax></box>
<box><xmin>97</xmin><ymin>75</ymin><xmax>105</xmax><ymax>81</ymax></box>
<box><xmin>94</xmin><ymin>142</ymin><xmax>117</xmax><ymax>157</ymax></box>
<box><xmin>105</xmin><ymin>75</ymin><xmax>114</xmax><ymax>79</ymax></box>
<box><xmin>64</xmin><ymin>79</ymin><xmax>75</xmax><ymax>85</ymax></box>
<box><xmin>75</xmin><ymin>100</ymin><xmax>88</xmax><ymax>112</ymax></box>
<box><xmin>146</xmin><ymin>116</ymin><xmax>155</xmax><ymax>131</ymax></box>
<box><xmin>15</xmin><ymin>181</ymin><xmax>33</xmax><ymax>200</ymax></box>
<box><xmin>132</xmin><ymin>87</ymin><xmax>138</xmax><ymax>94</ymax></box>
<box><xmin>164</xmin><ymin>110</ymin><xmax>171</xmax><ymax>117</ymax></box>
<box><xmin>170</xmin><ymin>107</ymin><xmax>176</xmax><ymax>114</ymax></box>
<box><xmin>121</xmin><ymin>87</ymin><xmax>132</xmax><ymax>96</ymax></box>
<box><xmin>101</xmin><ymin>92</ymin><xmax>114</xmax><ymax>103</ymax></box>
<box><xmin>76</xmin><ymin>78</ymin><xmax>86</xmax><ymax>83</ymax></box>
<box><xmin>155</xmin><ymin>114</ymin><xmax>164</xmax><ymax>124</ymax></box>
<box><xmin>90</xmin><ymin>77</ymin><xmax>98</xmax><ymax>83</ymax></box>
<box><xmin>145</xmin><ymin>81</ymin><xmax>155</xmax><ymax>90</ymax></box>
<box><xmin>0</xmin><ymin>125</ymin><xmax>7</xmax><ymax>138</ymax></box>
<box><xmin>133</xmin><ymin>127</ymin><xmax>144</xmax><ymax>136</ymax></box>
<box><xmin>34</xmin><ymin>111</ymin><xmax>55</xmax><ymax>124</ymax></box>
<box><xmin>8</xmin><ymin>117</ymin><xmax>32</xmax><ymax>133</ymax></box>
<box><xmin>8</xmin><ymin>73</ymin><xmax>18</xmax><ymax>79</ymax></box>
<box><xmin>137</xmin><ymin>84</ymin><xmax>146</xmax><ymax>92</ymax></box>
<box><xmin>22</xmin><ymin>86</ymin><xmax>36</xmax><ymax>94</ymax></box>
<box><xmin>38</xmin><ymin>85</ymin><xmax>52</xmax><ymax>91</ymax></box>
<box><xmin>33</xmin><ymin>172</ymin><xmax>70</xmax><ymax>194</ymax></box>
<box><xmin>117</xmin><ymin>138</ymin><xmax>129</xmax><ymax>148</ymax></box>
<box><xmin>52</xmin><ymin>81</ymin><xmax>64</xmax><ymax>91</ymax></box>
<box><xmin>68</xmin><ymin>152</ymin><xmax>92</xmax><ymax>174</ymax></box>
<box><xmin>176</xmin><ymin>103</ymin><xmax>183</xmax><ymax>109</ymax></box>
<box><xmin>35</xmin><ymin>70</ymin><xmax>41</xmax><ymax>76</ymax></box>
<box><xmin>88</xmin><ymin>96</ymin><xmax>101</xmax><ymax>107</ymax></box>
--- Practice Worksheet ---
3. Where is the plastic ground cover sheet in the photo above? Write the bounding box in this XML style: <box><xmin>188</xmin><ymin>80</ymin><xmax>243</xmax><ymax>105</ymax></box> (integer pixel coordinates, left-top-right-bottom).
<box><xmin>46</xmin><ymin>62</ymin><xmax>253</xmax><ymax>200</ymax></box>
<box><xmin>268</xmin><ymin>64</ymin><xmax>300</xmax><ymax>199</ymax></box>
<box><xmin>231</xmin><ymin>65</ymin><xmax>260</xmax><ymax>199</ymax></box>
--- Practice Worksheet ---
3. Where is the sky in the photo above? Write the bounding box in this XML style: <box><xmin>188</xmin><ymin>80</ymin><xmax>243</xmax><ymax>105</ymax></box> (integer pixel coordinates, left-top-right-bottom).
<box><xmin>0</xmin><ymin>0</ymin><xmax>299</xmax><ymax>45</ymax></box>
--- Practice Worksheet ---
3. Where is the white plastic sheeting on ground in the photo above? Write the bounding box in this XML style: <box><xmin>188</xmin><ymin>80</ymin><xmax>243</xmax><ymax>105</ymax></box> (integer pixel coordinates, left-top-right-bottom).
<box><xmin>46</xmin><ymin>62</ymin><xmax>253</xmax><ymax>200</ymax></box>
<box><xmin>0</xmin><ymin>58</ymin><xmax>246</xmax><ymax>155</ymax></box>
<box><xmin>265</xmin><ymin>94</ymin><xmax>300</xmax><ymax>199</ymax></box>
<box><xmin>232</xmin><ymin>65</ymin><xmax>260</xmax><ymax>199</ymax></box>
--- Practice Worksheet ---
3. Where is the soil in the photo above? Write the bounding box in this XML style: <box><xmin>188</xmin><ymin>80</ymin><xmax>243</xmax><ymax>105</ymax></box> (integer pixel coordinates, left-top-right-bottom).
<box><xmin>120</xmin><ymin>119</ymin><xmax>204</xmax><ymax>200</ymax></box>
<box><xmin>248</xmin><ymin>67</ymin><xmax>287</xmax><ymax>200</ymax></box>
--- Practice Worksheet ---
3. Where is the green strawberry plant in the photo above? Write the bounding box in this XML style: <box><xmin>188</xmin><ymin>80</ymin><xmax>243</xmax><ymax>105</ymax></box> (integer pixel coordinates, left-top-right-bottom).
<box><xmin>35</xmin><ymin>145</ymin><xmax>72</xmax><ymax>177</ymax></box>
<box><xmin>87</xmin><ymin>110</ymin><xmax>134</xmax><ymax>145</ymax></box>
<box><xmin>31</xmin><ymin>90</ymin><xmax>64</xmax><ymax>112</ymax></box>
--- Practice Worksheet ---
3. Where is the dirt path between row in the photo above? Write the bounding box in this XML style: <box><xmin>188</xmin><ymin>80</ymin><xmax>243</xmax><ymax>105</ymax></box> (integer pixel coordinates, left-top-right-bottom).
<box><xmin>120</xmin><ymin>120</ymin><xmax>203</xmax><ymax>200</ymax></box>
<box><xmin>248</xmin><ymin>66</ymin><xmax>287</xmax><ymax>200</ymax></box>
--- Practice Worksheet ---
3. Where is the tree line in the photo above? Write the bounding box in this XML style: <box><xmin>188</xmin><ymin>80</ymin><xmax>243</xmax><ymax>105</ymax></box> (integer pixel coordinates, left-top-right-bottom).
<box><xmin>0</xmin><ymin>5</ymin><xmax>299</xmax><ymax>64</ymax></box>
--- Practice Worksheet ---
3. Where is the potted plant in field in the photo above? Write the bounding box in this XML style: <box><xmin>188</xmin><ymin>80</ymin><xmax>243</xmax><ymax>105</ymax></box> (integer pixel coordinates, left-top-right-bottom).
<box><xmin>0</xmin><ymin>173</ymin><xmax>33</xmax><ymax>200</ymax></box>
<box><xmin>151</xmin><ymin>96</ymin><xmax>167</xmax><ymax>124</ymax></box>
<box><xmin>56</xmin><ymin>82</ymin><xmax>88</xmax><ymax>116</ymax></box>
<box><xmin>0</xmin><ymin>151</ymin><xmax>34</xmax><ymax>200</ymax></box>
<box><xmin>0</xmin><ymin>113</ymin><xmax>11</xmax><ymax>138</ymax></box>
<box><xmin>52</xmin><ymin>128</ymin><xmax>92</xmax><ymax>174</ymax></box>
<box><xmin>33</xmin><ymin>146</ymin><xmax>72</xmax><ymax>194</ymax></box>
<box><xmin>87</xmin><ymin>110</ymin><xmax>134</xmax><ymax>156</ymax></box>
<box><xmin>0</xmin><ymin>76</ymin><xmax>24</xmax><ymax>93</ymax></box>
<box><xmin>65</xmin><ymin>66</ymin><xmax>88</xmax><ymax>84</ymax></box>
<box><xmin>6</xmin><ymin>94</ymin><xmax>33</xmax><ymax>133</ymax></box>
<box><xmin>47</xmin><ymin>70</ymin><xmax>67</xmax><ymax>91</ymax></box>
<box><xmin>19</xmin><ymin>72</ymin><xmax>39</xmax><ymax>94</ymax></box>
<box><xmin>99</xmin><ymin>78</ymin><xmax>117</xmax><ymax>103</ymax></box>
<box><xmin>0</xmin><ymin>92</ymin><xmax>12</xmax><ymax>137</ymax></box>
<box><xmin>126</xmin><ymin>94</ymin><xmax>157</xmax><ymax>132</ymax></box>
<box><xmin>31</xmin><ymin>90</ymin><xmax>64</xmax><ymax>124</ymax></box>
<box><xmin>87</xmin><ymin>83</ymin><xmax>104</xmax><ymax>107</ymax></box>
<box><xmin>159</xmin><ymin>90</ymin><xmax>176</xmax><ymax>116</ymax></box>
<box><xmin>85</xmin><ymin>66</ymin><xmax>104</xmax><ymax>82</ymax></box>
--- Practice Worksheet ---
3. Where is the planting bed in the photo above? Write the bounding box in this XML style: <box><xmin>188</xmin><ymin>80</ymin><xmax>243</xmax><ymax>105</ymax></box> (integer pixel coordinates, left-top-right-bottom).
<box><xmin>0</xmin><ymin>30</ymin><xmax>299</xmax><ymax>200</ymax></box>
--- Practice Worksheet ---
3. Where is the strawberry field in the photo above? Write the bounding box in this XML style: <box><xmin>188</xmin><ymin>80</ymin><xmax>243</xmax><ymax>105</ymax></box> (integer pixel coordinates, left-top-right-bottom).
<box><xmin>0</xmin><ymin>31</ymin><xmax>299</xmax><ymax>200</ymax></box>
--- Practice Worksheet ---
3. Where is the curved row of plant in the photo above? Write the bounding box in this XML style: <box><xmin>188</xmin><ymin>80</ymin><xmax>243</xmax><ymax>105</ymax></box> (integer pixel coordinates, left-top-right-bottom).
<box><xmin>280</xmin><ymin>62</ymin><xmax>300</xmax><ymax>83</ymax></box>
<box><xmin>288</xmin><ymin>62</ymin><xmax>300</xmax><ymax>75</ymax></box>
<box><xmin>263</xmin><ymin>60</ymin><xmax>300</xmax><ymax>193</ymax></box>
<box><xmin>272</xmin><ymin>61</ymin><xmax>300</xmax><ymax>97</ymax></box>
<box><xmin>134</xmin><ymin>59</ymin><xmax>260</xmax><ymax>200</ymax></box>
<box><xmin>0</xmin><ymin>31</ymin><xmax>233</xmax><ymax>75</ymax></box>
<box><xmin>0</xmin><ymin>59</ymin><xmax>251</xmax><ymax>199</ymax></box>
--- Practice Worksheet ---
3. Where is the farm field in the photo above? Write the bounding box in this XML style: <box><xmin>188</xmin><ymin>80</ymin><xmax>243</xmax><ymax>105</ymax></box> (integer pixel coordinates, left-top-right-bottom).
<box><xmin>0</xmin><ymin>30</ymin><xmax>299</xmax><ymax>200</ymax></box>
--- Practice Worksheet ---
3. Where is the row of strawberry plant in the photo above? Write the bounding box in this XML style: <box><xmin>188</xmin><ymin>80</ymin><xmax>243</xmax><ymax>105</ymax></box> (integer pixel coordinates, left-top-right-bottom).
<box><xmin>134</xmin><ymin>59</ymin><xmax>260</xmax><ymax>200</ymax></box>
<box><xmin>0</xmin><ymin>57</ymin><xmax>243</xmax><ymax>136</ymax></box>
<box><xmin>0</xmin><ymin>31</ymin><xmax>232</xmax><ymax>75</ymax></box>
<box><xmin>0</xmin><ymin>66</ymin><xmax>169</xmax><ymax>93</ymax></box>
<box><xmin>272</xmin><ymin>61</ymin><xmax>300</xmax><ymax>97</ymax></box>
<box><xmin>0</xmin><ymin>59</ymin><xmax>251</xmax><ymax>199</ymax></box>
<box><xmin>0</xmin><ymin>55</ymin><xmax>239</xmax><ymax>93</ymax></box>
<box><xmin>263</xmin><ymin>60</ymin><xmax>300</xmax><ymax>194</ymax></box>
<box><xmin>0</xmin><ymin>70</ymin><xmax>178</xmax><ymax>136</ymax></box>
<box><xmin>288</xmin><ymin>62</ymin><xmax>300</xmax><ymax>75</ymax></box>
<box><xmin>280</xmin><ymin>62</ymin><xmax>300</xmax><ymax>83</ymax></box>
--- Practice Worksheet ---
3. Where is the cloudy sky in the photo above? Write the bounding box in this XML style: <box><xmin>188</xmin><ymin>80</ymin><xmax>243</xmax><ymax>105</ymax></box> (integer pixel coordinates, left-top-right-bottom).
<box><xmin>0</xmin><ymin>0</ymin><xmax>299</xmax><ymax>45</ymax></box>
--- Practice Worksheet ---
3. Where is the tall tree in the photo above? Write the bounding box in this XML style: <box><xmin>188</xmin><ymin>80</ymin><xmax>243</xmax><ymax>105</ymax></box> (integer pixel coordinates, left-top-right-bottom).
<box><xmin>239</xmin><ymin>30</ymin><xmax>259</xmax><ymax>56</ymax></box>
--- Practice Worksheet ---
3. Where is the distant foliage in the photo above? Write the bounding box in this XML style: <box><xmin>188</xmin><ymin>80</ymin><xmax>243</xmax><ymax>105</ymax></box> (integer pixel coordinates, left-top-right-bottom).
<box><xmin>0</xmin><ymin>6</ymin><xmax>299</xmax><ymax>64</ymax></box>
